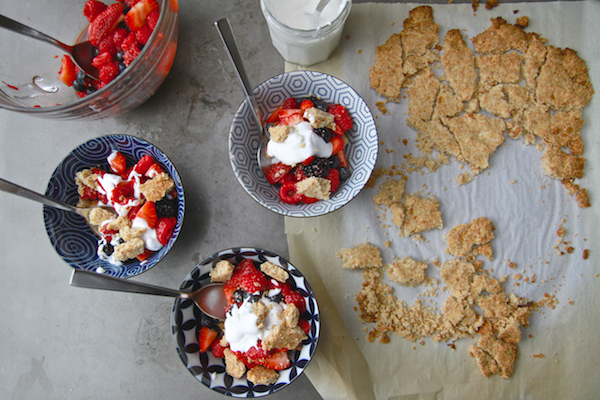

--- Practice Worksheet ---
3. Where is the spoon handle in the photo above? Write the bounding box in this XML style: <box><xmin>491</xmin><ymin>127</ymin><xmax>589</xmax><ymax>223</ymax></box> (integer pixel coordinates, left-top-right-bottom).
<box><xmin>0</xmin><ymin>14</ymin><xmax>70</xmax><ymax>52</ymax></box>
<box><xmin>70</xmin><ymin>268</ymin><xmax>184</xmax><ymax>297</ymax></box>
<box><xmin>214</xmin><ymin>18</ymin><xmax>263</xmax><ymax>128</ymax></box>
<box><xmin>0</xmin><ymin>177</ymin><xmax>77</xmax><ymax>213</ymax></box>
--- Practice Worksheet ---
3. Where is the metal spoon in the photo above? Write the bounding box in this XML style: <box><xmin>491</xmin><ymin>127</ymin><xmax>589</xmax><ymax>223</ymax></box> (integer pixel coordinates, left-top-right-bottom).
<box><xmin>214</xmin><ymin>18</ymin><xmax>272</xmax><ymax>175</ymax></box>
<box><xmin>0</xmin><ymin>14</ymin><xmax>99</xmax><ymax>80</ymax></box>
<box><xmin>69</xmin><ymin>268</ymin><xmax>228</xmax><ymax>320</ymax></box>
<box><xmin>0</xmin><ymin>177</ymin><xmax>113</xmax><ymax>236</ymax></box>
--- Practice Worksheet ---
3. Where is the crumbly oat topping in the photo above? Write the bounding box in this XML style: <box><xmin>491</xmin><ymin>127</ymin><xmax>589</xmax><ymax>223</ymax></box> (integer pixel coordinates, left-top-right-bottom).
<box><xmin>260</xmin><ymin>261</ymin><xmax>289</xmax><ymax>283</ymax></box>
<box><xmin>113</xmin><ymin>237</ymin><xmax>145</xmax><ymax>262</ymax></box>
<box><xmin>304</xmin><ymin>107</ymin><xmax>335</xmax><ymax>129</ymax></box>
<box><xmin>296</xmin><ymin>177</ymin><xmax>331</xmax><ymax>200</ymax></box>
<box><xmin>88</xmin><ymin>207</ymin><xmax>116</xmax><ymax>226</ymax></box>
<box><xmin>268</xmin><ymin>124</ymin><xmax>291</xmax><ymax>143</ymax></box>
<box><xmin>386</xmin><ymin>257</ymin><xmax>428</xmax><ymax>287</ymax></box>
<box><xmin>445</xmin><ymin>217</ymin><xmax>495</xmax><ymax>260</ymax></box>
<box><xmin>247</xmin><ymin>365</ymin><xmax>279</xmax><ymax>385</ymax></box>
<box><xmin>262</xmin><ymin>324</ymin><xmax>306</xmax><ymax>352</ymax></box>
<box><xmin>336</xmin><ymin>243</ymin><xmax>383</xmax><ymax>270</ymax></box>
<box><xmin>210</xmin><ymin>260</ymin><xmax>235</xmax><ymax>282</ymax></box>
<box><xmin>224</xmin><ymin>348</ymin><xmax>246</xmax><ymax>379</ymax></box>
<box><xmin>139</xmin><ymin>172</ymin><xmax>175</xmax><ymax>203</ymax></box>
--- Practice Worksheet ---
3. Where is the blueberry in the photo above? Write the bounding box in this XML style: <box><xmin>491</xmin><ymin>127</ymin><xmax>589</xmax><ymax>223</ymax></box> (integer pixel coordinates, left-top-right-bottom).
<box><xmin>339</xmin><ymin>166</ymin><xmax>352</xmax><ymax>182</ymax></box>
<box><xmin>329</xmin><ymin>155</ymin><xmax>340</xmax><ymax>169</ymax></box>
<box><xmin>116</xmin><ymin>51</ymin><xmax>125</xmax><ymax>62</ymax></box>
<box><xmin>306</xmin><ymin>96</ymin><xmax>328</xmax><ymax>112</ymax></box>
<box><xmin>270</xmin><ymin>293</ymin><xmax>284</xmax><ymax>303</ymax></box>
<box><xmin>72</xmin><ymin>78</ymin><xmax>87</xmax><ymax>93</ymax></box>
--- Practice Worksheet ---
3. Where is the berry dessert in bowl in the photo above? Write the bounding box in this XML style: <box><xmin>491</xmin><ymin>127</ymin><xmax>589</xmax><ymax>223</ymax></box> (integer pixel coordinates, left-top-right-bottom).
<box><xmin>44</xmin><ymin>134</ymin><xmax>184</xmax><ymax>278</ymax></box>
<box><xmin>0</xmin><ymin>0</ymin><xmax>178</xmax><ymax>120</ymax></box>
<box><xmin>171</xmin><ymin>247</ymin><xmax>319</xmax><ymax>397</ymax></box>
<box><xmin>229</xmin><ymin>71</ymin><xmax>378</xmax><ymax>217</ymax></box>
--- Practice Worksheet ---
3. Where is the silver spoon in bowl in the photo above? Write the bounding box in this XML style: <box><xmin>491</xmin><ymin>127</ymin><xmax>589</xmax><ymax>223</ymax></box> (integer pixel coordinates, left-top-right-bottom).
<box><xmin>0</xmin><ymin>177</ymin><xmax>113</xmax><ymax>236</ymax></box>
<box><xmin>0</xmin><ymin>14</ymin><xmax>99</xmax><ymax>80</ymax></box>
<box><xmin>214</xmin><ymin>18</ymin><xmax>272</xmax><ymax>176</ymax></box>
<box><xmin>69</xmin><ymin>268</ymin><xmax>228</xmax><ymax>320</ymax></box>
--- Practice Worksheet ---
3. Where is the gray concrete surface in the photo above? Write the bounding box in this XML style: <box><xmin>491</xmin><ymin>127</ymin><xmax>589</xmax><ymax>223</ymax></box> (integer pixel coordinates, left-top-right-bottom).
<box><xmin>0</xmin><ymin>1</ymin><xmax>561</xmax><ymax>399</ymax></box>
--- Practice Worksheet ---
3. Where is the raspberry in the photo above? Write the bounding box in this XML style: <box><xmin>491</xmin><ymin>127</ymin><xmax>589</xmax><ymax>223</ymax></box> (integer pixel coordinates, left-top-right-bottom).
<box><xmin>83</xmin><ymin>0</ymin><xmax>108</xmax><ymax>22</ymax></box>
<box><xmin>123</xmin><ymin>46</ymin><xmax>141</xmax><ymax>66</ymax></box>
<box><xmin>121</xmin><ymin>32</ymin><xmax>139</xmax><ymax>52</ymax></box>
<box><xmin>112</xmin><ymin>28</ymin><xmax>130</xmax><ymax>48</ymax></box>
<box><xmin>284</xmin><ymin>290</ymin><xmax>306</xmax><ymax>314</ymax></box>
<box><xmin>246</xmin><ymin>343</ymin><xmax>270</xmax><ymax>362</ymax></box>
<box><xmin>294</xmin><ymin>165</ymin><xmax>307</xmax><ymax>182</ymax></box>
<box><xmin>279</xmin><ymin>182</ymin><xmax>303</xmax><ymax>204</ymax></box>
<box><xmin>281</xmin><ymin>97</ymin><xmax>299</xmax><ymax>109</ymax></box>
<box><xmin>99</xmin><ymin>62</ymin><xmax>120</xmax><ymax>84</ymax></box>
<box><xmin>265</xmin><ymin>162</ymin><xmax>292</xmax><ymax>185</ymax></box>
<box><xmin>146</xmin><ymin>10</ymin><xmax>160</xmax><ymax>30</ymax></box>
<box><xmin>135</xmin><ymin>24</ymin><xmax>153</xmax><ymax>45</ymax></box>
<box><xmin>98</xmin><ymin>35</ymin><xmax>117</xmax><ymax>57</ymax></box>
<box><xmin>329</xmin><ymin>104</ymin><xmax>353</xmax><ymax>132</ymax></box>
<box><xmin>297</xmin><ymin>318</ymin><xmax>311</xmax><ymax>335</ymax></box>
<box><xmin>92</xmin><ymin>52</ymin><xmax>114</xmax><ymax>68</ymax></box>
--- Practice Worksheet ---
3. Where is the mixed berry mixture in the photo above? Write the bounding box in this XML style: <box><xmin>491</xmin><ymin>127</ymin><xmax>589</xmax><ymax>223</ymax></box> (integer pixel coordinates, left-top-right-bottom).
<box><xmin>58</xmin><ymin>0</ymin><xmax>160</xmax><ymax>97</ymax></box>
<box><xmin>75</xmin><ymin>151</ymin><xmax>178</xmax><ymax>266</ymax></box>
<box><xmin>263</xmin><ymin>96</ymin><xmax>352</xmax><ymax>204</ymax></box>
<box><xmin>200</xmin><ymin>258</ymin><xmax>311</xmax><ymax>385</ymax></box>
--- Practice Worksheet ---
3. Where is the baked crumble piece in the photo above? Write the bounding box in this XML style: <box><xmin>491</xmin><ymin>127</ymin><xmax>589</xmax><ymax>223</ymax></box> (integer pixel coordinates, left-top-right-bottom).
<box><xmin>224</xmin><ymin>348</ymin><xmax>246</xmax><ymax>379</ymax></box>
<box><xmin>304</xmin><ymin>107</ymin><xmax>335</xmax><ymax>129</ymax></box>
<box><xmin>386</xmin><ymin>257</ymin><xmax>428</xmax><ymax>287</ymax></box>
<box><xmin>262</xmin><ymin>324</ymin><xmax>306</xmax><ymax>352</ymax></box>
<box><xmin>247</xmin><ymin>365</ymin><xmax>279</xmax><ymax>385</ymax></box>
<box><xmin>268</xmin><ymin>124</ymin><xmax>291</xmax><ymax>143</ymax></box>
<box><xmin>336</xmin><ymin>243</ymin><xmax>383</xmax><ymax>270</ymax></box>
<box><xmin>296</xmin><ymin>177</ymin><xmax>331</xmax><ymax>200</ymax></box>
<box><xmin>210</xmin><ymin>260</ymin><xmax>235</xmax><ymax>282</ymax></box>
<box><xmin>445</xmin><ymin>217</ymin><xmax>495</xmax><ymax>260</ymax></box>
<box><xmin>113</xmin><ymin>237</ymin><xmax>145</xmax><ymax>262</ymax></box>
<box><xmin>139</xmin><ymin>172</ymin><xmax>175</xmax><ymax>202</ymax></box>
<box><xmin>260</xmin><ymin>261</ymin><xmax>289</xmax><ymax>283</ymax></box>
<box><xmin>88</xmin><ymin>207</ymin><xmax>117</xmax><ymax>226</ymax></box>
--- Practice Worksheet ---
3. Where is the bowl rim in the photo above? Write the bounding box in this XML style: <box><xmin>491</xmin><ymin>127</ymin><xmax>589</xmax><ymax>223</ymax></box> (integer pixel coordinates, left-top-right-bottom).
<box><xmin>170</xmin><ymin>246</ymin><xmax>320</xmax><ymax>397</ymax></box>
<box><xmin>43</xmin><ymin>133</ymin><xmax>185</xmax><ymax>278</ymax></box>
<box><xmin>228</xmin><ymin>70</ymin><xmax>379</xmax><ymax>218</ymax></box>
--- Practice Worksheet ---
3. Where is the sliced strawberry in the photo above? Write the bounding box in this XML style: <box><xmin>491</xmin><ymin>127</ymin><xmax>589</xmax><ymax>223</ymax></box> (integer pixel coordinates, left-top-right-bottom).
<box><xmin>145</xmin><ymin>163</ymin><xmax>164</xmax><ymax>178</ymax></box>
<box><xmin>223</xmin><ymin>282</ymin><xmax>237</xmax><ymax>308</ymax></box>
<box><xmin>83</xmin><ymin>0</ymin><xmax>108</xmax><ymax>22</ymax></box>
<box><xmin>136</xmin><ymin>248</ymin><xmax>153</xmax><ymax>261</ymax></box>
<box><xmin>284</xmin><ymin>289</ymin><xmax>306</xmax><ymax>314</ymax></box>
<box><xmin>246</xmin><ymin>343</ymin><xmax>270</xmax><ymax>362</ymax></box>
<box><xmin>134</xmin><ymin>23</ymin><xmax>153</xmax><ymax>45</ymax></box>
<box><xmin>211</xmin><ymin>337</ymin><xmax>226</xmax><ymax>358</ymax></box>
<box><xmin>110</xmin><ymin>180</ymin><xmax>134</xmax><ymax>204</ymax></box>
<box><xmin>260</xmin><ymin>350</ymin><xmax>290</xmax><ymax>371</ymax></box>
<box><xmin>136</xmin><ymin>201</ymin><xmax>158</xmax><ymax>228</ymax></box>
<box><xmin>329</xmin><ymin>136</ymin><xmax>345</xmax><ymax>155</ymax></box>
<box><xmin>198</xmin><ymin>326</ymin><xmax>218</xmax><ymax>354</ymax></box>
<box><xmin>326</xmin><ymin>168</ymin><xmax>340</xmax><ymax>194</ymax></box>
<box><xmin>58</xmin><ymin>55</ymin><xmax>77</xmax><ymax>87</ymax></box>
<box><xmin>125</xmin><ymin>0</ymin><xmax>159</xmax><ymax>32</ymax></box>
<box><xmin>329</xmin><ymin>104</ymin><xmax>353</xmax><ymax>132</ymax></box>
<box><xmin>278</xmin><ymin>109</ymin><xmax>302</xmax><ymax>120</ymax></box>
<box><xmin>156</xmin><ymin>217</ymin><xmax>176</xmax><ymax>246</ymax></box>
<box><xmin>108</xmin><ymin>151</ymin><xmax>127</xmax><ymax>175</ymax></box>
<box><xmin>229</xmin><ymin>259</ymin><xmax>268</xmax><ymax>293</ymax></box>
<box><xmin>265</xmin><ymin>106</ymin><xmax>283</xmax><ymax>124</ymax></box>
<box><xmin>88</xmin><ymin>2</ymin><xmax>125</xmax><ymax>47</ymax></box>
<box><xmin>300</xmin><ymin>99</ymin><xmax>314</xmax><ymax>112</ymax></box>
<box><xmin>331</xmin><ymin>122</ymin><xmax>345</xmax><ymax>136</ymax></box>
<box><xmin>126</xmin><ymin>204</ymin><xmax>141</xmax><ymax>221</ymax></box>
<box><xmin>279</xmin><ymin>173</ymin><xmax>296</xmax><ymax>185</ymax></box>
<box><xmin>282</xmin><ymin>97</ymin><xmax>299</xmax><ymax>110</ymax></box>
<box><xmin>301</xmin><ymin>195</ymin><xmax>319</xmax><ymax>204</ymax></box>
<box><xmin>80</xmin><ymin>185</ymin><xmax>100</xmax><ymax>200</ymax></box>
<box><xmin>279</xmin><ymin>182</ymin><xmax>302</xmax><ymax>204</ymax></box>
<box><xmin>146</xmin><ymin>10</ymin><xmax>160</xmax><ymax>30</ymax></box>
<box><xmin>266</xmin><ymin>162</ymin><xmax>292</xmax><ymax>185</ymax></box>
<box><xmin>336</xmin><ymin>148</ymin><xmax>349</xmax><ymax>168</ymax></box>
<box><xmin>301</xmin><ymin>156</ymin><xmax>315</xmax><ymax>166</ymax></box>
<box><xmin>234</xmin><ymin>350</ymin><xmax>259</xmax><ymax>369</ymax></box>
<box><xmin>134</xmin><ymin>155</ymin><xmax>155</xmax><ymax>174</ymax></box>
<box><xmin>297</xmin><ymin>318</ymin><xmax>311</xmax><ymax>335</ymax></box>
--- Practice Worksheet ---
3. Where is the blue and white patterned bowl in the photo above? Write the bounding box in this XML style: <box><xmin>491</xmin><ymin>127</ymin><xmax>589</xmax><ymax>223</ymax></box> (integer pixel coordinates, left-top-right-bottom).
<box><xmin>229</xmin><ymin>71</ymin><xmax>378</xmax><ymax>217</ymax></box>
<box><xmin>43</xmin><ymin>134</ymin><xmax>185</xmax><ymax>278</ymax></box>
<box><xmin>171</xmin><ymin>247</ymin><xmax>320</xmax><ymax>397</ymax></box>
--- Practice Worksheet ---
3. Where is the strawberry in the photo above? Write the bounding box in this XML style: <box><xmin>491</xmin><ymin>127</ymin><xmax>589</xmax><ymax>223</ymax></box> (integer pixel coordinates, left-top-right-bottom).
<box><xmin>83</xmin><ymin>0</ymin><xmax>108</xmax><ymax>22</ymax></box>
<box><xmin>279</xmin><ymin>182</ymin><xmax>302</xmax><ymax>204</ymax></box>
<box><xmin>280</xmin><ymin>113</ymin><xmax>303</xmax><ymax>126</ymax></box>
<box><xmin>329</xmin><ymin>136</ymin><xmax>345</xmax><ymax>155</ymax></box>
<box><xmin>198</xmin><ymin>326</ymin><xmax>218</xmax><ymax>354</ymax></box>
<box><xmin>108</xmin><ymin>150</ymin><xmax>127</xmax><ymax>174</ymax></box>
<box><xmin>265</xmin><ymin>106</ymin><xmax>283</xmax><ymax>124</ymax></box>
<box><xmin>300</xmin><ymin>99</ymin><xmax>314</xmax><ymax>112</ymax></box>
<box><xmin>279</xmin><ymin>173</ymin><xmax>296</xmax><ymax>185</ymax></box>
<box><xmin>282</xmin><ymin>97</ymin><xmax>299</xmax><ymax>110</ymax></box>
<box><xmin>223</xmin><ymin>282</ymin><xmax>237</xmax><ymax>308</ymax></box>
<box><xmin>211</xmin><ymin>338</ymin><xmax>226</xmax><ymax>358</ymax></box>
<box><xmin>229</xmin><ymin>259</ymin><xmax>268</xmax><ymax>293</ymax></box>
<box><xmin>260</xmin><ymin>350</ymin><xmax>290</xmax><ymax>371</ymax></box>
<box><xmin>335</xmin><ymin>148</ymin><xmax>349</xmax><ymax>168</ymax></box>
<box><xmin>329</xmin><ymin>104</ymin><xmax>353</xmax><ymax>132</ymax></box>
<box><xmin>300</xmin><ymin>195</ymin><xmax>319</xmax><ymax>204</ymax></box>
<box><xmin>156</xmin><ymin>217</ymin><xmax>176</xmax><ymax>246</ymax></box>
<box><xmin>246</xmin><ymin>343</ymin><xmax>270</xmax><ymax>362</ymax></box>
<box><xmin>297</xmin><ymin>318</ymin><xmax>311</xmax><ymax>335</ymax></box>
<box><xmin>79</xmin><ymin>185</ymin><xmax>100</xmax><ymax>200</ymax></box>
<box><xmin>233</xmin><ymin>351</ymin><xmax>258</xmax><ymax>369</ymax></box>
<box><xmin>125</xmin><ymin>0</ymin><xmax>159</xmax><ymax>32</ymax></box>
<box><xmin>122</xmin><ymin>0</ymin><xmax>141</xmax><ymax>7</ymax></box>
<box><xmin>126</xmin><ymin>204</ymin><xmax>141</xmax><ymax>221</ymax></box>
<box><xmin>326</xmin><ymin>168</ymin><xmax>340</xmax><ymax>194</ymax></box>
<box><xmin>134</xmin><ymin>24</ymin><xmax>153</xmax><ymax>45</ymax></box>
<box><xmin>146</xmin><ymin>10</ymin><xmax>160</xmax><ymax>30</ymax></box>
<box><xmin>301</xmin><ymin>156</ymin><xmax>315</xmax><ymax>166</ymax></box>
<box><xmin>136</xmin><ymin>248</ymin><xmax>152</xmax><ymax>261</ymax></box>
<box><xmin>284</xmin><ymin>289</ymin><xmax>306</xmax><ymax>314</ymax></box>
<box><xmin>136</xmin><ymin>201</ymin><xmax>157</xmax><ymax>228</ymax></box>
<box><xmin>88</xmin><ymin>2</ymin><xmax>125</xmax><ymax>47</ymax></box>
<box><xmin>110</xmin><ymin>181</ymin><xmax>134</xmax><ymax>204</ymax></box>
<box><xmin>278</xmin><ymin>109</ymin><xmax>301</xmax><ymax>120</ymax></box>
<box><xmin>145</xmin><ymin>163</ymin><xmax>163</xmax><ymax>178</ymax></box>
<box><xmin>99</xmin><ymin>62</ymin><xmax>120</xmax><ymax>84</ymax></box>
<box><xmin>58</xmin><ymin>55</ymin><xmax>77</xmax><ymax>87</ymax></box>
<box><xmin>266</xmin><ymin>162</ymin><xmax>292</xmax><ymax>185</ymax></box>
<box><xmin>134</xmin><ymin>155</ymin><xmax>155</xmax><ymax>174</ymax></box>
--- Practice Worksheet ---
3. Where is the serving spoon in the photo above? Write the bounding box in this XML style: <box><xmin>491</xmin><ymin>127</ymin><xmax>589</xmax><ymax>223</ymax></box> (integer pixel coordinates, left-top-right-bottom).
<box><xmin>215</xmin><ymin>18</ymin><xmax>272</xmax><ymax>175</ymax></box>
<box><xmin>70</xmin><ymin>268</ymin><xmax>228</xmax><ymax>320</ymax></box>
<box><xmin>0</xmin><ymin>177</ymin><xmax>113</xmax><ymax>236</ymax></box>
<box><xmin>0</xmin><ymin>14</ymin><xmax>99</xmax><ymax>80</ymax></box>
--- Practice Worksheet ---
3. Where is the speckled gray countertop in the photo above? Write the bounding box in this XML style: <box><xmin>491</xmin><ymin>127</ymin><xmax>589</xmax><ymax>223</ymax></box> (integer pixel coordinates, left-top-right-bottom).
<box><xmin>0</xmin><ymin>1</ymin><xmax>564</xmax><ymax>399</ymax></box>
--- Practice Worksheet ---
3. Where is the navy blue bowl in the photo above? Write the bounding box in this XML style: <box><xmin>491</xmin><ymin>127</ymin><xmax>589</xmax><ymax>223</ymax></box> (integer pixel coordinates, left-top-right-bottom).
<box><xmin>44</xmin><ymin>134</ymin><xmax>185</xmax><ymax>278</ymax></box>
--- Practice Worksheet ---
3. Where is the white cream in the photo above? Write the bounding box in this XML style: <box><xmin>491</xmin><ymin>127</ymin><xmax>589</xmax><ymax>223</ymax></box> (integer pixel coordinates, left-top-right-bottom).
<box><xmin>266</xmin><ymin>120</ymin><xmax>333</xmax><ymax>165</ymax></box>
<box><xmin>224</xmin><ymin>296</ymin><xmax>284</xmax><ymax>353</ymax></box>
<box><xmin>131</xmin><ymin>217</ymin><xmax>163</xmax><ymax>251</ymax></box>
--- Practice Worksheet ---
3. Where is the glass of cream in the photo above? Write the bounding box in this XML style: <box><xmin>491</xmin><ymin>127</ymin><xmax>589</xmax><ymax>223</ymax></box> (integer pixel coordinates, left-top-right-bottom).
<box><xmin>260</xmin><ymin>0</ymin><xmax>352</xmax><ymax>66</ymax></box>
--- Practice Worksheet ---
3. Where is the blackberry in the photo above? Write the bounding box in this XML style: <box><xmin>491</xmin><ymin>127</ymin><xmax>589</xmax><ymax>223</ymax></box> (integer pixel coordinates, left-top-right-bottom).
<box><xmin>305</xmin><ymin>96</ymin><xmax>328</xmax><ymax>112</ymax></box>
<box><xmin>156</xmin><ymin>196</ymin><xmax>178</xmax><ymax>218</ymax></box>
<box><xmin>313</xmin><ymin>127</ymin><xmax>332</xmax><ymax>142</ymax></box>
<box><xmin>339</xmin><ymin>166</ymin><xmax>352</xmax><ymax>182</ymax></box>
<box><xmin>269</xmin><ymin>293</ymin><xmax>284</xmax><ymax>303</ymax></box>
<box><xmin>303</xmin><ymin>158</ymin><xmax>330</xmax><ymax>178</ymax></box>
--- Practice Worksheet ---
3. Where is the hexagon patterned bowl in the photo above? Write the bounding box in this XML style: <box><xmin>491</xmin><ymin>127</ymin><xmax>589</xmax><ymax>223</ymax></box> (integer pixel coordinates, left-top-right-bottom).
<box><xmin>43</xmin><ymin>134</ymin><xmax>185</xmax><ymax>278</ymax></box>
<box><xmin>229</xmin><ymin>71</ymin><xmax>378</xmax><ymax>217</ymax></box>
<box><xmin>171</xmin><ymin>247</ymin><xmax>320</xmax><ymax>397</ymax></box>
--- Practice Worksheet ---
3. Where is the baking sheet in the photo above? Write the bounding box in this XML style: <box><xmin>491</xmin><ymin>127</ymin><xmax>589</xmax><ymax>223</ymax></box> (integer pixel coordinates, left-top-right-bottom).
<box><xmin>284</xmin><ymin>2</ymin><xmax>600</xmax><ymax>399</ymax></box>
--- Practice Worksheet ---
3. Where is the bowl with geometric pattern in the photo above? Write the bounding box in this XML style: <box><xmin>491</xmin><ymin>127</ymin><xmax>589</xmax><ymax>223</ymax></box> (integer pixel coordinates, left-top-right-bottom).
<box><xmin>228</xmin><ymin>71</ymin><xmax>378</xmax><ymax>217</ymax></box>
<box><xmin>170</xmin><ymin>247</ymin><xmax>320</xmax><ymax>397</ymax></box>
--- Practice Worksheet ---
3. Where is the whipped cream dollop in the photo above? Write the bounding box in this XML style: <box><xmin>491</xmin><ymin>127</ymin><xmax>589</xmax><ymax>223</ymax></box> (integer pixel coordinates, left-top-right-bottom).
<box><xmin>224</xmin><ymin>295</ymin><xmax>285</xmax><ymax>353</ymax></box>
<box><xmin>266</xmin><ymin>120</ymin><xmax>333</xmax><ymax>165</ymax></box>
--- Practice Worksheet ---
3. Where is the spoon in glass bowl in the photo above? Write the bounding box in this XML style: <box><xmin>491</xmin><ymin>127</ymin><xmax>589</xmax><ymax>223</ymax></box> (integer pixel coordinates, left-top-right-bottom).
<box><xmin>215</xmin><ymin>18</ymin><xmax>272</xmax><ymax>176</ymax></box>
<box><xmin>69</xmin><ymin>268</ymin><xmax>228</xmax><ymax>320</ymax></box>
<box><xmin>0</xmin><ymin>177</ymin><xmax>113</xmax><ymax>236</ymax></box>
<box><xmin>0</xmin><ymin>14</ymin><xmax>99</xmax><ymax>80</ymax></box>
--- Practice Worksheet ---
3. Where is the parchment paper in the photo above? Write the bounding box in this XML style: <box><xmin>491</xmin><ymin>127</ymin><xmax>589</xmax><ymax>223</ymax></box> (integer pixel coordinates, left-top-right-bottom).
<box><xmin>284</xmin><ymin>2</ymin><xmax>600</xmax><ymax>399</ymax></box>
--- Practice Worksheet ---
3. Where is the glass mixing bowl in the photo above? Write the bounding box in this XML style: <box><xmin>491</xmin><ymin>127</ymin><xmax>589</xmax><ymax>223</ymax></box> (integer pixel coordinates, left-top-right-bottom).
<box><xmin>0</xmin><ymin>0</ymin><xmax>178</xmax><ymax>120</ymax></box>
